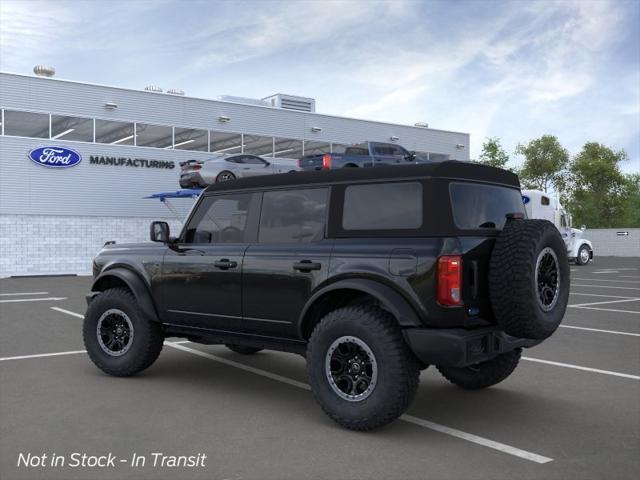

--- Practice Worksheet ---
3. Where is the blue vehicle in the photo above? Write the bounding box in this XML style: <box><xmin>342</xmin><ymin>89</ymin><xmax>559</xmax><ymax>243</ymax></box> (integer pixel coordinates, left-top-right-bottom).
<box><xmin>298</xmin><ymin>141</ymin><xmax>429</xmax><ymax>170</ymax></box>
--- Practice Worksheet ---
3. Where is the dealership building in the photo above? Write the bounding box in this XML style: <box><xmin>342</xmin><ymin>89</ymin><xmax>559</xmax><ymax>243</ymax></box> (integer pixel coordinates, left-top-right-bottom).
<box><xmin>0</xmin><ymin>69</ymin><xmax>470</xmax><ymax>277</ymax></box>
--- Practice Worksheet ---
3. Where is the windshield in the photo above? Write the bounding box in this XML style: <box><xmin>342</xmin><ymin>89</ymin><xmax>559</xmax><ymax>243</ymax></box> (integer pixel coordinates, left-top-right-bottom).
<box><xmin>449</xmin><ymin>182</ymin><xmax>525</xmax><ymax>230</ymax></box>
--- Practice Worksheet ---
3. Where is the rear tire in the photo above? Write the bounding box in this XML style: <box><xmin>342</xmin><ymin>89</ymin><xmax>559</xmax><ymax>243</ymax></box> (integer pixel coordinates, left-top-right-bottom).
<box><xmin>83</xmin><ymin>288</ymin><xmax>163</xmax><ymax>377</ymax></box>
<box><xmin>436</xmin><ymin>349</ymin><xmax>521</xmax><ymax>390</ymax></box>
<box><xmin>225</xmin><ymin>344</ymin><xmax>263</xmax><ymax>355</ymax></box>
<box><xmin>216</xmin><ymin>171</ymin><xmax>236</xmax><ymax>182</ymax></box>
<box><xmin>307</xmin><ymin>305</ymin><xmax>420</xmax><ymax>431</ymax></box>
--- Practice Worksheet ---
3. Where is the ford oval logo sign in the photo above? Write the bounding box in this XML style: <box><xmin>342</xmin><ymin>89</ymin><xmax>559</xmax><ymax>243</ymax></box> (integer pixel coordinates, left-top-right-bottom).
<box><xmin>522</xmin><ymin>195</ymin><xmax>530</xmax><ymax>205</ymax></box>
<box><xmin>28</xmin><ymin>146</ymin><xmax>82</xmax><ymax>168</ymax></box>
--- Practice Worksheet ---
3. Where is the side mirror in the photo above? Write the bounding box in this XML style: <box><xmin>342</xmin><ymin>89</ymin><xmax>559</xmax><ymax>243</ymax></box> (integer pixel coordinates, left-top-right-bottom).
<box><xmin>581</xmin><ymin>224</ymin><xmax>586</xmax><ymax>231</ymax></box>
<box><xmin>150</xmin><ymin>221</ymin><xmax>170</xmax><ymax>243</ymax></box>
<box><xmin>405</xmin><ymin>151</ymin><xmax>417</xmax><ymax>161</ymax></box>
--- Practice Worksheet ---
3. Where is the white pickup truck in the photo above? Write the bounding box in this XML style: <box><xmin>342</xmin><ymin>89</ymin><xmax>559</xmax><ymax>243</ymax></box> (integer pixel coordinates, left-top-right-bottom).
<box><xmin>522</xmin><ymin>190</ymin><xmax>594</xmax><ymax>265</ymax></box>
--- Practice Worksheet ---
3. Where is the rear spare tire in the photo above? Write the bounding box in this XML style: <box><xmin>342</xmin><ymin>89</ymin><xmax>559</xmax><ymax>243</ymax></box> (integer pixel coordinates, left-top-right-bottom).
<box><xmin>489</xmin><ymin>219</ymin><xmax>569</xmax><ymax>340</ymax></box>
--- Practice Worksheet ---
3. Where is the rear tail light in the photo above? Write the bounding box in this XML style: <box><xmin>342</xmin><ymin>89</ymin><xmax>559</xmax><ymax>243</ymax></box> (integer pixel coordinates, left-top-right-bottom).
<box><xmin>322</xmin><ymin>153</ymin><xmax>332</xmax><ymax>170</ymax></box>
<box><xmin>297</xmin><ymin>158</ymin><xmax>302</xmax><ymax>168</ymax></box>
<box><xmin>437</xmin><ymin>255</ymin><xmax>462</xmax><ymax>306</ymax></box>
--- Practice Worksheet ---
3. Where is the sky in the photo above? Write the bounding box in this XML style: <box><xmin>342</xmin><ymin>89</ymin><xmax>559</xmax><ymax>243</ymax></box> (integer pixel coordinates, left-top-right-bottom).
<box><xmin>1</xmin><ymin>0</ymin><xmax>638</xmax><ymax>173</ymax></box>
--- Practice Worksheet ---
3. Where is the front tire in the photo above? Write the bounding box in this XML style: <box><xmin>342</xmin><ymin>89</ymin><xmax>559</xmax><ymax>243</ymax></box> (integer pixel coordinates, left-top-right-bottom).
<box><xmin>307</xmin><ymin>306</ymin><xmax>420</xmax><ymax>431</ymax></box>
<box><xmin>576</xmin><ymin>244</ymin><xmax>591</xmax><ymax>265</ymax></box>
<box><xmin>83</xmin><ymin>288</ymin><xmax>163</xmax><ymax>377</ymax></box>
<box><xmin>436</xmin><ymin>349</ymin><xmax>521</xmax><ymax>390</ymax></box>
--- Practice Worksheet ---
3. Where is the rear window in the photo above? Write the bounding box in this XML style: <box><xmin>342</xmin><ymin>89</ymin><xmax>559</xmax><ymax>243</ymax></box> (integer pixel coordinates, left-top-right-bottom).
<box><xmin>343</xmin><ymin>182</ymin><xmax>422</xmax><ymax>230</ymax></box>
<box><xmin>449</xmin><ymin>182</ymin><xmax>525</xmax><ymax>229</ymax></box>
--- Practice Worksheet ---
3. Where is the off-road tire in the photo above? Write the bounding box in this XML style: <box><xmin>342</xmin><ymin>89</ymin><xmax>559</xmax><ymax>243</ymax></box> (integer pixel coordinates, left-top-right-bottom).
<box><xmin>307</xmin><ymin>306</ymin><xmax>420</xmax><ymax>431</ymax></box>
<box><xmin>436</xmin><ymin>349</ymin><xmax>521</xmax><ymax>390</ymax></box>
<box><xmin>83</xmin><ymin>288</ymin><xmax>164</xmax><ymax>377</ymax></box>
<box><xmin>225</xmin><ymin>344</ymin><xmax>263</xmax><ymax>355</ymax></box>
<box><xmin>489</xmin><ymin>219</ymin><xmax>569</xmax><ymax>340</ymax></box>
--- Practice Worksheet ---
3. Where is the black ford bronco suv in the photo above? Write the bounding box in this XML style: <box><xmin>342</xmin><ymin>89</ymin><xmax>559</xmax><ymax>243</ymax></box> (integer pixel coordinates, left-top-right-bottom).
<box><xmin>84</xmin><ymin>162</ymin><xmax>569</xmax><ymax>430</ymax></box>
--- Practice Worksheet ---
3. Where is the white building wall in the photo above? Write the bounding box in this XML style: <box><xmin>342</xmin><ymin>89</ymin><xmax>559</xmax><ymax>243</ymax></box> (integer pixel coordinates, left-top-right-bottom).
<box><xmin>587</xmin><ymin>228</ymin><xmax>640</xmax><ymax>257</ymax></box>
<box><xmin>0</xmin><ymin>215</ymin><xmax>184</xmax><ymax>277</ymax></box>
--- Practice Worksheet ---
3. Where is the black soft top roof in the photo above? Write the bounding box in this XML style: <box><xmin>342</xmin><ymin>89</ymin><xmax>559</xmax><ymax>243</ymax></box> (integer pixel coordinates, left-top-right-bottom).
<box><xmin>203</xmin><ymin>161</ymin><xmax>520</xmax><ymax>194</ymax></box>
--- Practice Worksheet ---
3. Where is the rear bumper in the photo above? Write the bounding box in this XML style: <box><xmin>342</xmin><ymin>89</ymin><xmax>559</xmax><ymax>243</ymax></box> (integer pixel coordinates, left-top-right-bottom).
<box><xmin>402</xmin><ymin>326</ymin><xmax>542</xmax><ymax>368</ymax></box>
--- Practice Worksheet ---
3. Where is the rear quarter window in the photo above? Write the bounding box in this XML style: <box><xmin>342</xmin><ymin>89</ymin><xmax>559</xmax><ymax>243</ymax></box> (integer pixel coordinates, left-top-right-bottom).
<box><xmin>342</xmin><ymin>182</ymin><xmax>422</xmax><ymax>230</ymax></box>
<box><xmin>449</xmin><ymin>182</ymin><xmax>525</xmax><ymax>230</ymax></box>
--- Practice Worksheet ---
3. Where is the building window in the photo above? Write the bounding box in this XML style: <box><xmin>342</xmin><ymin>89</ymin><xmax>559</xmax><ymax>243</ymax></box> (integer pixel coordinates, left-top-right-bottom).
<box><xmin>210</xmin><ymin>131</ymin><xmax>242</xmax><ymax>154</ymax></box>
<box><xmin>95</xmin><ymin>119</ymin><xmax>135</xmax><ymax>145</ymax></box>
<box><xmin>135</xmin><ymin>123</ymin><xmax>173</xmax><ymax>148</ymax></box>
<box><xmin>259</xmin><ymin>188</ymin><xmax>328</xmax><ymax>243</ymax></box>
<box><xmin>343</xmin><ymin>182</ymin><xmax>423</xmax><ymax>230</ymax></box>
<box><xmin>3</xmin><ymin>110</ymin><xmax>49</xmax><ymax>138</ymax></box>
<box><xmin>51</xmin><ymin>114</ymin><xmax>93</xmax><ymax>142</ymax></box>
<box><xmin>244</xmin><ymin>134</ymin><xmax>274</xmax><ymax>157</ymax></box>
<box><xmin>173</xmin><ymin>127</ymin><xmax>208</xmax><ymax>151</ymax></box>
<box><xmin>273</xmin><ymin>137</ymin><xmax>303</xmax><ymax>159</ymax></box>
<box><xmin>303</xmin><ymin>141</ymin><xmax>330</xmax><ymax>156</ymax></box>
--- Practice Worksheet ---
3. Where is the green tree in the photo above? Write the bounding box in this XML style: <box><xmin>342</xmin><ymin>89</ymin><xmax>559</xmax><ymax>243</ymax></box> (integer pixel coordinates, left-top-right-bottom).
<box><xmin>478</xmin><ymin>137</ymin><xmax>510</xmax><ymax>169</ymax></box>
<box><xmin>567</xmin><ymin>142</ymin><xmax>629</xmax><ymax>228</ymax></box>
<box><xmin>515</xmin><ymin>135</ymin><xmax>569</xmax><ymax>192</ymax></box>
<box><xmin>619</xmin><ymin>173</ymin><xmax>640</xmax><ymax>228</ymax></box>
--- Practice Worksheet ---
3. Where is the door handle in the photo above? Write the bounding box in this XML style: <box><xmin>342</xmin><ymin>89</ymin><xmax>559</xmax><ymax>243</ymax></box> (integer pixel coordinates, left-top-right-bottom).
<box><xmin>214</xmin><ymin>259</ymin><xmax>238</xmax><ymax>270</ymax></box>
<box><xmin>293</xmin><ymin>260</ymin><xmax>321</xmax><ymax>272</ymax></box>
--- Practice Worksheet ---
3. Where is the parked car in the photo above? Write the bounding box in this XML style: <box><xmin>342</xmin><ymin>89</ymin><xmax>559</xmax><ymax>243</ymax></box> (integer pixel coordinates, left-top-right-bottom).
<box><xmin>298</xmin><ymin>141</ymin><xmax>429</xmax><ymax>170</ymax></box>
<box><xmin>84</xmin><ymin>162</ymin><xmax>569</xmax><ymax>431</ymax></box>
<box><xmin>179</xmin><ymin>154</ymin><xmax>298</xmax><ymax>188</ymax></box>
<box><xmin>522</xmin><ymin>189</ymin><xmax>594</xmax><ymax>265</ymax></box>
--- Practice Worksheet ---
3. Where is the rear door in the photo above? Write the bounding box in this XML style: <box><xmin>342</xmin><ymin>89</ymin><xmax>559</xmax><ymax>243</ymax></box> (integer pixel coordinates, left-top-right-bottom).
<box><xmin>241</xmin><ymin>187</ymin><xmax>332</xmax><ymax>338</ymax></box>
<box><xmin>158</xmin><ymin>192</ymin><xmax>260</xmax><ymax>330</ymax></box>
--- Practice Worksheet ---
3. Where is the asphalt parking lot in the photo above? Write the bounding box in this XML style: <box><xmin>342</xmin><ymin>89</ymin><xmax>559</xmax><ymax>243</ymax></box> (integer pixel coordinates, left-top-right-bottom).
<box><xmin>1</xmin><ymin>257</ymin><xmax>639</xmax><ymax>480</ymax></box>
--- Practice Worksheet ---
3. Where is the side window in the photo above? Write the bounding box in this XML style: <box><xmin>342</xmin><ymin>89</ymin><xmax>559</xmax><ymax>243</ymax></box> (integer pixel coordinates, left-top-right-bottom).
<box><xmin>390</xmin><ymin>145</ymin><xmax>408</xmax><ymax>157</ymax></box>
<box><xmin>243</xmin><ymin>155</ymin><xmax>266</xmax><ymax>165</ymax></box>
<box><xmin>343</xmin><ymin>182</ymin><xmax>422</xmax><ymax>230</ymax></box>
<box><xmin>226</xmin><ymin>156</ymin><xmax>242</xmax><ymax>164</ymax></box>
<box><xmin>259</xmin><ymin>188</ymin><xmax>328</xmax><ymax>243</ymax></box>
<box><xmin>184</xmin><ymin>193</ymin><xmax>258</xmax><ymax>244</ymax></box>
<box><xmin>541</xmin><ymin>196</ymin><xmax>550</xmax><ymax>206</ymax></box>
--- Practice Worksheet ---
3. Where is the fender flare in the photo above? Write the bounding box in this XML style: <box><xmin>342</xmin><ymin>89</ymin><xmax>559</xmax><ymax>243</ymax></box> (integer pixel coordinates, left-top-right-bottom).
<box><xmin>91</xmin><ymin>268</ymin><xmax>160</xmax><ymax>323</ymax></box>
<box><xmin>297</xmin><ymin>278</ymin><xmax>423</xmax><ymax>338</ymax></box>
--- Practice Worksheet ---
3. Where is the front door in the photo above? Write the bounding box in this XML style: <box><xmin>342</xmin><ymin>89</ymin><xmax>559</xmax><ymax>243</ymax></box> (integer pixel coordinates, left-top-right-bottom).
<box><xmin>158</xmin><ymin>192</ymin><xmax>261</xmax><ymax>331</ymax></box>
<box><xmin>242</xmin><ymin>187</ymin><xmax>332</xmax><ymax>338</ymax></box>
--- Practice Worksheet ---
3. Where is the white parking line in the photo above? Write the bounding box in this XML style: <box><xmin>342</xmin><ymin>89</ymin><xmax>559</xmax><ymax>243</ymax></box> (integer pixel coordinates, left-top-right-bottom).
<box><xmin>0</xmin><ymin>297</ymin><xmax>67</xmax><ymax>303</ymax></box>
<box><xmin>569</xmin><ymin>298</ymin><xmax>640</xmax><ymax>307</ymax></box>
<box><xmin>572</xmin><ymin>284</ymin><xmax>640</xmax><ymax>291</ymax></box>
<box><xmin>573</xmin><ymin>278</ymin><xmax>640</xmax><ymax>284</ymax></box>
<box><xmin>0</xmin><ymin>291</ymin><xmax>49</xmax><ymax>296</ymax></box>
<box><xmin>569</xmin><ymin>306</ymin><xmax>640</xmax><ymax>315</ymax></box>
<box><xmin>0</xmin><ymin>350</ymin><xmax>86</xmax><ymax>361</ymax></box>
<box><xmin>51</xmin><ymin>307</ymin><xmax>85</xmax><ymax>318</ymax></box>
<box><xmin>522</xmin><ymin>357</ymin><xmax>640</xmax><ymax>380</ymax></box>
<box><xmin>560</xmin><ymin>325</ymin><xmax>640</xmax><ymax>337</ymax></box>
<box><xmin>570</xmin><ymin>292</ymin><xmax>637</xmax><ymax>299</ymax></box>
<box><xmin>166</xmin><ymin>342</ymin><xmax>552</xmax><ymax>464</ymax></box>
